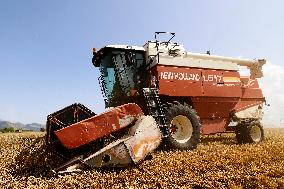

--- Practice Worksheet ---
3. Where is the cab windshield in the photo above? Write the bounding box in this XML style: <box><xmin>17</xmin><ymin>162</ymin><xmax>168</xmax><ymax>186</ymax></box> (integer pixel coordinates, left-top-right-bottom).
<box><xmin>98</xmin><ymin>48</ymin><xmax>145</xmax><ymax>105</ymax></box>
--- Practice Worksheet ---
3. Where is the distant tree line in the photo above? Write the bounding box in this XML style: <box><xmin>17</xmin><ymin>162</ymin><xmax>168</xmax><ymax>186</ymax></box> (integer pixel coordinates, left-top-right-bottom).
<box><xmin>0</xmin><ymin>127</ymin><xmax>15</xmax><ymax>133</ymax></box>
<box><xmin>0</xmin><ymin>127</ymin><xmax>46</xmax><ymax>133</ymax></box>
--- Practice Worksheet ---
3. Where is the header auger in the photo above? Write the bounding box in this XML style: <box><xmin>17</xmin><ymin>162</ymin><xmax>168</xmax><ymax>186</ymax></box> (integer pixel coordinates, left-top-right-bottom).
<box><xmin>46</xmin><ymin>32</ymin><xmax>266</xmax><ymax>175</ymax></box>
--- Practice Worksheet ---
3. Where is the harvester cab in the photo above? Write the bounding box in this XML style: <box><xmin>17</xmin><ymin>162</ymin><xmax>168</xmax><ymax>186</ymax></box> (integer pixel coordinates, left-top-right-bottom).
<box><xmin>92</xmin><ymin>32</ymin><xmax>186</xmax><ymax>109</ymax></box>
<box><xmin>46</xmin><ymin>32</ymin><xmax>266</xmax><ymax>176</ymax></box>
<box><xmin>92</xmin><ymin>45</ymin><xmax>147</xmax><ymax>107</ymax></box>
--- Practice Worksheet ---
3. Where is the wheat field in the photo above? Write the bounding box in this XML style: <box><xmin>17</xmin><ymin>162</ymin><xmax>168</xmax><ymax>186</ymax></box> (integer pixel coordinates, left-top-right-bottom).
<box><xmin>0</xmin><ymin>128</ymin><xmax>283</xmax><ymax>189</ymax></box>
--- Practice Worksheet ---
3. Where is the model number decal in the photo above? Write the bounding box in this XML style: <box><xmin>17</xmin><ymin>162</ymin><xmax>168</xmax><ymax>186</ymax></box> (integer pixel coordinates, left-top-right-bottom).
<box><xmin>203</xmin><ymin>75</ymin><xmax>222</xmax><ymax>83</ymax></box>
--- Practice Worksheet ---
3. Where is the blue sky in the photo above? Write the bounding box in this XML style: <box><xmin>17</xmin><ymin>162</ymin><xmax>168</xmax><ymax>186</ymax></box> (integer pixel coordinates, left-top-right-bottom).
<box><xmin>0</xmin><ymin>1</ymin><xmax>283</xmax><ymax>125</ymax></box>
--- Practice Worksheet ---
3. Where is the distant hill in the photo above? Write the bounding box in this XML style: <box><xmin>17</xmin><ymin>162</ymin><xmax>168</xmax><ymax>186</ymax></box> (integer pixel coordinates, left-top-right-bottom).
<box><xmin>0</xmin><ymin>120</ymin><xmax>45</xmax><ymax>131</ymax></box>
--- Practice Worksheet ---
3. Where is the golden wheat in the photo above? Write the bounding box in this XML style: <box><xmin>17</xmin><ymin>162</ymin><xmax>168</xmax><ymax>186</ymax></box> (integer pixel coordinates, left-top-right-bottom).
<box><xmin>0</xmin><ymin>129</ymin><xmax>283</xmax><ymax>188</ymax></box>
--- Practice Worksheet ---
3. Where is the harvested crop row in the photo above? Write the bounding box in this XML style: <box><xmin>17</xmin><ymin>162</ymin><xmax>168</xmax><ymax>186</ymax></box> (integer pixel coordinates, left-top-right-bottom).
<box><xmin>0</xmin><ymin>129</ymin><xmax>284</xmax><ymax>188</ymax></box>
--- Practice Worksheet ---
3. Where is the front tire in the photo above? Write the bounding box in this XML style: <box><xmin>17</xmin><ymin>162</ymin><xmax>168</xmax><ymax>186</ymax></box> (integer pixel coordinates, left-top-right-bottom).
<box><xmin>235</xmin><ymin>121</ymin><xmax>264</xmax><ymax>144</ymax></box>
<box><xmin>164</xmin><ymin>102</ymin><xmax>201</xmax><ymax>150</ymax></box>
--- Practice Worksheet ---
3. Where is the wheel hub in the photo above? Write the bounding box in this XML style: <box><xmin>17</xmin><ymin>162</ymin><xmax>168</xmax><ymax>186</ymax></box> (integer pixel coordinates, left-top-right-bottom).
<box><xmin>170</xmin><ymin>115</ymin><xmax>193</xmax><ymax>143</ymax></box>
<box><xmin>250</xmin><ymin>125</ymin><xmax>262</xmax><ymax>142</ymax></box>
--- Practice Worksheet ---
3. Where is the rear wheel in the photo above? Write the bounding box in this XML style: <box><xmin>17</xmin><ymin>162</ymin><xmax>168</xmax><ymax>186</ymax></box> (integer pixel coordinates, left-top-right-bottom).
<box><xmin>235</xmin><ymin>121</ymin><xmax>264</xmax><ymax>144</ymax></box>
<box><xmin>164</xmin><ymin>102</ymin><xmax>201</xmax><ymax>150</ymax></box>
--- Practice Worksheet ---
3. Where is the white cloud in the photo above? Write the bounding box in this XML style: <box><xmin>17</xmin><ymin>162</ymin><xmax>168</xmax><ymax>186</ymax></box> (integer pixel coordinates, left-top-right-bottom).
<box><xmin>259</xmin><ymin>62</ymin><xmax>284</xmax><ymax>127</ymax></box>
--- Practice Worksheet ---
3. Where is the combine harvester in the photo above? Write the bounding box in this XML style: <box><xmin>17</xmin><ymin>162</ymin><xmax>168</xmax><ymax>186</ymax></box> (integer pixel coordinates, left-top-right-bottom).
<box><xmin>46</xmin><ymin>32</ymin><xmax>266</xmax><ymax>175</ymax></box>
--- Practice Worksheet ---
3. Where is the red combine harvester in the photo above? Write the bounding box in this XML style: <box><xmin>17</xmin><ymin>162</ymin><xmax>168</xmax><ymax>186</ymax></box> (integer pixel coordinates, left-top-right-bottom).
<box><xmin>46</xmin><ymin>32</ymin><xmax>266</xmax><ymax>175</ymax></box>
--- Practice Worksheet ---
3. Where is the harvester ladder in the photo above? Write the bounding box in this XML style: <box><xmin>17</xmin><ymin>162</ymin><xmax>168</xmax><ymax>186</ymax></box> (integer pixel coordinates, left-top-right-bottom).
<box><xmin>142</xmin><ymin>88</ymin><xmax>168</xmax><ymax>137</ymax></box>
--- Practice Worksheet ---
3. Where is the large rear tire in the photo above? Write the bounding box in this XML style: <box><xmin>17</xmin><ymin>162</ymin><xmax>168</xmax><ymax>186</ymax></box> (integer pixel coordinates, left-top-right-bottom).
<box><xmin>235</xmin><ymin>121</ymin><xmax>264</xmax><ymax>144</ymax></box>
<box><xmin>164</xmin><ymin>102</ymin><xmax>201</xmax><ymax>150</ymax></box>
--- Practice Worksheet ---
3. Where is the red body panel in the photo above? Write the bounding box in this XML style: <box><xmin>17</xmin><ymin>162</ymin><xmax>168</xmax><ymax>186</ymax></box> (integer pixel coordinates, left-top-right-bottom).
<box><xmin>191</xmin><ymin>97</ymin><xmax>238</xmax><ymax>134</ymax></box>
<box><xmin>153</xmin><ymin>65</ymin><xmax>263</xmax><ymax>134</ymax></box>
<box><xmin>202</xmin><ymin>70</ymin><xmax>242</xmax><ymax>97</ymax></box>
<box><xmin>157</xmin><ymin>66</ymin><xmax>203</xmax><ymax>96</ymax></box>
<box><xmin>234</xmin><ymin>77</ymin><xmax>264</xmax><ymax>112</ymax></box>
<box><xmin>191</xmin><ymin>97</ymin><xmax>239</xmax><ymax>119</ymax></box>
<box><xmin>156</xmin><ymin>65</ymin><xmax>242</xmax><ymax>98</ymax></box>
<box><xmin>55</xmin><ymin>103</ymin><xmax>143</xmax><ymax>149</ymax></box>
<box><xmin>201</xmin><ymin>118</ymin><xmax>230</xmax><ymax>134</ymax></box>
